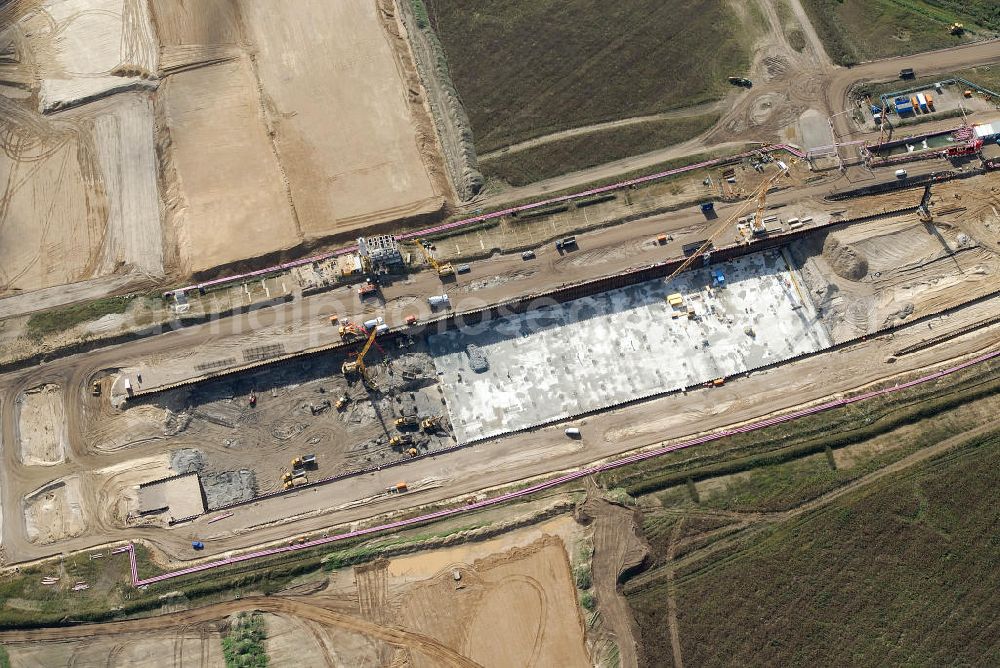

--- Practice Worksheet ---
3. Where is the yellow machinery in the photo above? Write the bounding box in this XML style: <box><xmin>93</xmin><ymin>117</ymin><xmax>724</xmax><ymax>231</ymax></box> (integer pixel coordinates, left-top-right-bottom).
<box><xmin>667</xmin><ymin>161</ymin><xmax>793</xmax><ymax>283</ymax></box>
<box><xmin>421</xmin><ymin>415</ymin><xmax>443</xmax><ymax>432</ymax></box>
<box><xmin>394</xmin><ymin>415</ymin><xmax>420</xmax><ymax>429</ymax></box>
<box><xmin>339</xmin><ymin>321</ymin><xmax>366</xmax><ymax>341</ymax></box>
<box><xmin>417</xmin><ymin>239</ymin><xmax>456</xmax><ymax>278</ymax></box>
<box><xmin>389</xmin><ymin>434</ymin><xmax>414</xmax><ymax>448</ymax></box>
<box><xmin>342</xmin><ymin>326</ymin><xmax>378</xmax><ymax>382</ymax></box>
<box><xmin>335</xmin><ymin>394</ymin><xmax>350</xmax><ymax>410</ymax></box>
<box><xmin>949</xmin><ymin>23</ymin><xmax>964</xmax><ymax>35</ymax></box>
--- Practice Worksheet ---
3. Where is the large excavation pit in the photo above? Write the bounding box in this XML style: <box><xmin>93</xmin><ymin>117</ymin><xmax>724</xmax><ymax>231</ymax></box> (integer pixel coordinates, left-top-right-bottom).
<box><xmin>429</xmin><ymin>250</ymin><xmax>832</xmax><ymax>442</ymax></box>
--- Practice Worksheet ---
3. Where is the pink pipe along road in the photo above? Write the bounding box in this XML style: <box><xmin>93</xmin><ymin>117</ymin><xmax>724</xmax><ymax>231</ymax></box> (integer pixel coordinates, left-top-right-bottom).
<box><xmin>173</xmin><ymin>144</ymin><xmax>807</xmax><ymax>295</ymax></box>
<box><xmin>125</xmin><ymin>348</ymin><xmax>998</xmax><ymax>587</ymax></box>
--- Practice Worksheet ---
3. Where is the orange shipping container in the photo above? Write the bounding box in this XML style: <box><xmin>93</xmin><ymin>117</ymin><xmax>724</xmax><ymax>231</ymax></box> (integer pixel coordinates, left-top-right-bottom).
<box><xmin>926</xmin><ymin>92</ymin><xmax>934</xmax><ymax>109</ymax></box>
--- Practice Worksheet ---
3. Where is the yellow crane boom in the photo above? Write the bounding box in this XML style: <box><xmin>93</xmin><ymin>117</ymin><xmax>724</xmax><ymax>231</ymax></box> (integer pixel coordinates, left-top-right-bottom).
<box><xmin>667</xmin><ymin>161</ymin><xmax>792</xmax><ymax>283</ymax></box>
<box><xmin>417</xmin><ymin>240</ymin><xmax>455</xmax><ymax>278</ymax></box>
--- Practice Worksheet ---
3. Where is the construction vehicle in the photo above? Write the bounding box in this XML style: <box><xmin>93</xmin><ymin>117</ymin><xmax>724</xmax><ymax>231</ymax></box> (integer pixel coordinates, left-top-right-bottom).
<box><xmin>406</xmin><ymin>447</ymin><xmax>419</xmax><ymax>457</ymax></box>
<box><xmin>389</xmin><ymin>434</ymin><xmax>414</xmax><ymax>448</ymax></box>
<box><xmin>335</xmin><ymin>394</ymin><xmax>350</xmax><ymax>410</ymax></box>
<box><xmin>283</xmin><ymin>476</ymin><xmax>308</xmax><ymax>490</ymax></box>
<box><xmin>728</xmin><ymin>76</ymin><xmax>752</xmax><ymax>87</ymax></box>
<box><xmin>342</xmin><ymin>326</ymin><xmax>378</xmax><ymax>383</ymax></box>
<box><xmin>417</xmin><ymin>239</ymin><xmax>455</xmax><ymax>278</ymax></box>
<box><xmin>421</xmin><ymin>415</ymin><xmax>443</xmax><ymax>432</ymax></box>
<box><xmin>328</xmin><ymin>314</ymin><xmax>339</xmax><ymax>325</ymax></box>
<box><xmin>248</xmin><ymin>391</ymin><xmax>257</xmax><ymax>408</ymax></box>
<box><xmin>405</xmin><ymin>314</ymin><xmax>418</xmax><ymax>325</ymax></box>
<box><xmin>665</xmin><ymin>161</ymin><xmax>793</xmax><ymax>284</ymax></box>
<box><xmin>949</xmin><ymin>23</ymin><xmax>964</xmax><ymax>35</ymax></box>
<box><xmin>192</xmin><ymin>541</ymin><xmax>204</xmax><ymax>550</ymax></box>
<box><xmin>394</xmin><ymin>414</ymin><xmax>420</xmax><ymax>429</ymax></box>
<box><xmin>292</xmin><ymin>454</ymin><xmax>318</xmax><ymax>469</ymax></box>
<box><xmin>91</xmin><ymin>381</ymin><xmax>101</xmax><ymax>396</ymax></box>
<box><xmin>339</xmin><ymin>321</ymin><xmax>366</xmax><ymax>341</ymax></box>
<box><xmin>357</xmin><ymin>281</ymin><xmax>379</xmax><ymax>298</ymax></box>
<box><xmin>309</xmin><ymin>400</ymin><xmax>331</xmax><ymax>415</ymax></box>
<box><xmin>899</xmin><ymin>68</ymin><xmax>915</xmax><ymax>80</ymax></box>
<box><xmin>387</xmin><ymin>482</ymin><xmax>408</xmax><ymax>493</ymax></box>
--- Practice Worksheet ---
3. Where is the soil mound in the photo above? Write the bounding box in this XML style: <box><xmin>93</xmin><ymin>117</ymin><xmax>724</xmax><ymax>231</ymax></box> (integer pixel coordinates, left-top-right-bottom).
<box><xmin>823</xmin><ymin>234</ymin><xmax>868</xmax><ymax>281</ymax></box>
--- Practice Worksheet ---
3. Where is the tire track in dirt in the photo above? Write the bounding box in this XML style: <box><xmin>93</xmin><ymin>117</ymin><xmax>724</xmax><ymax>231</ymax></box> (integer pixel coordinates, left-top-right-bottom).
<box><xmin>583</xmin><ymin>492</ymin><xmax>647</xmax><ymax>668</ymax></box>
<box><xmin>0</xmin><ymin>596</ymin><xmax>482</xmax><ymax>668</ymax></box>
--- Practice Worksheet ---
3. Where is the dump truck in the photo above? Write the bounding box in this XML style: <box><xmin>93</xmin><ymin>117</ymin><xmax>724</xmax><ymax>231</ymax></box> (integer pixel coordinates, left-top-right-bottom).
<box><xmin>335</xmin><ymin>394</ymin><xmax>350</xmax><ymax>410</ymax></box>
<box><xmin>283</xmin><ymin>477</ymin><xmax>308</xmax><ymax>490</ymax></box>
<box><xmin>555</xmin><ymin>236</ymin><xmax>577</xmax><ymax>249</ymax></box>
<box><xmin>899</xmin><ymin>68</ymin><xmax>915</xmax><ymax>79</ymax></box>
<box><xmin>387</xmin><ymin>482</ymin><xmax>408</xmax><ymax>493</ymax></box>
<box><xmin>394</xmin><ymin>414</ymin><xmax>420</xmax><ymax>429</ymax></box>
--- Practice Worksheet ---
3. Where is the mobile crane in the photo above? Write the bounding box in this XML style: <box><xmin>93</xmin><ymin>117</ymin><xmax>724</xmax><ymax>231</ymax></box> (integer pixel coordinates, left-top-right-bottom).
<box><xmin>417</xmin><ymin>239</ymin><xmax>456</xmax><ymax>279</ymax></box>
<box><xmin>667</xmin><ymin>161</ymin><xmax>793</xmax><ymax>283</ymax></box>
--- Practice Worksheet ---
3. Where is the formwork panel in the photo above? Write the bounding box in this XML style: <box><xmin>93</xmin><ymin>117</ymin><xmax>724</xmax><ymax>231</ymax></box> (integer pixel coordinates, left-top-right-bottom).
<box><xmin>428</xmin><ymin>250</ymin><xmax>831</xmax><ymax>442</ymax></box>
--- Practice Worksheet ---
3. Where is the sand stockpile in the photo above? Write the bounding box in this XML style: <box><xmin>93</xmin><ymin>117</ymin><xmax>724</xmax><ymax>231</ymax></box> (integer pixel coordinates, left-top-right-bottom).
<box><xmin>822</xmin><ymin>234</ymin><xmax>869</xmax><ymax>281</ymax></box>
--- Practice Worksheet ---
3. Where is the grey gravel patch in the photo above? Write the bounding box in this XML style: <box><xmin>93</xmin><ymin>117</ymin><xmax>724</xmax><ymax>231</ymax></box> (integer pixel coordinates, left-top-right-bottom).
<box><xmin>170</xmin><ymin>448</ymin><xmax>205</xmax><ymax>474</ymax></box>
<box><xmin>202</xmin><ymin>470</ymin><xmax>257</xmax><ymax>510</ymax></box>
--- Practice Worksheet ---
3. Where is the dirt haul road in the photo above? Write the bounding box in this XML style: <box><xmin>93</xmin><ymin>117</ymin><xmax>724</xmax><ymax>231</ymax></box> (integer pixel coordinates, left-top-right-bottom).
<box><xmin>1</xmin><ymin>291</ymin><xmax>996</xmax><ymax>564</ymax></box>
<box><xmin>0</xmin><ymin>596</ymin><xmax>482</xmax><ymax>668</ymax></box>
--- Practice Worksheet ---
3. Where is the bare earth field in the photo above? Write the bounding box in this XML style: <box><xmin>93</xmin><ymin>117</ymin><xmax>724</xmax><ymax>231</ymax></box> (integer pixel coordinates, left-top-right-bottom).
<box><xmin>0</xmin><ymin>0</ymin><xmax>449</xmax><ymax>302</ymax></box>
<box><xmin>241</xmin><ymin>0</ymin><xmax>446</xmax><ymax>235</ymax></box>
<box><xmin>15</xmin><ymin>383</ymin><xmax>66</xmax><ymax>465</ymax></box>
<box><xmin>0</xmin><ymin>514</ymin><xmax>591</xmax><ymax>666</ymax></box>
<box><xmin>7</xmin><ymin>627</ymin><xmax>225</xmax><ymax>667</ymax></box>
<box><xmin>30</xmin><ymin>0</ymin><xmax>158</xmax><ymax>111</ymax></box>
<box><xmin>158</xmin><ymin>55</ymin><xmax>299</xmax><ymax>275</ymax></box>
<box><xmin>23</xmin><ymin>476</ymin><xmax>86</xmax><ymax>544</ymax></box>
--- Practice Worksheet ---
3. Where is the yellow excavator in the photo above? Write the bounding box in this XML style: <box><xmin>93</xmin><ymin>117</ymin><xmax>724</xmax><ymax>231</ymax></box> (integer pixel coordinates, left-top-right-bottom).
<box><xmin>421</xmin><ymin>415</ymin><xmax>443</xmax><ymax>432</ymax></box>
<box><xmin>342</xmin><ymin>326</ymin><xmax>378</xmax><ymax>383</ymax></box>
<box><xmin>417</xmin><ymin>239</ymin><xmax>456</xmax><ymax>279</ymax></box>
<box><xmin>668</xmin><ymin>160</ymin><xmax>794</xmax><ymax>283</ymax></box>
